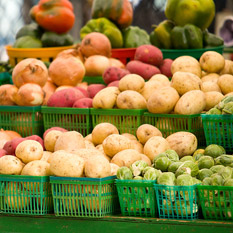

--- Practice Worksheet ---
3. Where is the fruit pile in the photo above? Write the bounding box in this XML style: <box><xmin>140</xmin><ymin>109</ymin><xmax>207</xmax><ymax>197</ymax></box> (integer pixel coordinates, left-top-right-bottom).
<box><xmin>13</xmin><ymin>0</ymin><xmax>75</xmax><ymax>48</ymax></box>
<box><xmin>150</xmin><ymin>0</ymin><xmax>224</xmax><ymax>49</ymax></box>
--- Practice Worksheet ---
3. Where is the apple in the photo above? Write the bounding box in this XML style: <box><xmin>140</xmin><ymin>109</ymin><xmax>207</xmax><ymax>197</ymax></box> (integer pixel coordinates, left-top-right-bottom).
<box><xmin>25</xmin><ymin>135</ymin><xmax>44</xmax><ymax>150</ymax></box>
<box><xmin>74</xmin><ymin>86</ymin><xmax>89</xmax><ymax>97</ymax></box>
<box><xmin>73</xmin><ymin>98</ymin><xmax>93</xmax><ymax>108</ymax></box>
<box><xmin>3</xmin><ymin>137</ymin><xmax>26</xmax><ymax>156</ymax></box>
<box><xmin>43</xmin><ymin>127</ymin><xmax>68</xmax><ymax>139</ymax></box>
<box><xmin>87</xmin><ymin>84</ymin><xmax>106</xmax><ymax>98</ymax></box>
<box><xmin>107</xmin><ymin>80</ymin><xmax>119</xmax><ymax>87</ymax></box>
<box><xmin>0</xmin><ymin>149</ymin><xmax>7</xmax><ymax>158</ymax></box>
<box><xmin>102</xmin><ymin>67</ymin><xmax>130</xmax><ymax>84</ymax></box>
<box><xmin>159</xmin><ymin>59</ymin><xmax>173</xmax><ymax>78</ymax></box>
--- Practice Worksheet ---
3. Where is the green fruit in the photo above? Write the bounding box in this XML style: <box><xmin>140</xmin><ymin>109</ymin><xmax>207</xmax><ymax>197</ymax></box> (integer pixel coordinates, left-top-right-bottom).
<box><xmin>41</xmin><ymin>31</ymin><xmax>74</xmax><ymax>47</ymax></box>
<box><xmin>16</xmin><ymin>23</ymin><xmax>43</xmax><ymax>39</ymax></box>
<box><xmin>13</xmin><ymin>36</ymin><xmax>42</xmax><ymax>48</ymax></box>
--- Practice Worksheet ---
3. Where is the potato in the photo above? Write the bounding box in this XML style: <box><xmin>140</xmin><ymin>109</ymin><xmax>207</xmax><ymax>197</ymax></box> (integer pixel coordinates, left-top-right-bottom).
<box><xmin>92</xmin><ymin>122</ymin><xmax>119</xmax><ymax>145</ymax></box>
<box><xmin>84</xmin><ymin>134</ymin><xmax>93</xmax><ymax>142</ymax></box>
<box><xmin>121</xmin><ymin>133</ymin><xmax>137</xmax><ymax>141</ymax></box>
<box><xmin>84</xmin><ymin>140</ymin><xmax>95</xmax><ymax>149</ymax></box>
<box><xmin>0</xmin><ymin>155</ymin><xmax>24</xmax><ymax>175</ymax></box>
<box><xmin>50</xmin><ymin>151</ymin><xmax>85</xmax><ymax>177</ymax></box>
<box><xmin>149</xmin><ymin>74</ymin><xmax>170</xmax><ymax>86</ymax></box>
<box><xmin>220</xmin><ymin>60</ymin><xmax>233</xmax><ymax>75</ymax></box>
<box><xmin>174</xmin><ymin>90</ymin><xmax>206</xmax><ymax>115</ymax></box>
<box><xmin>134</xmin><ymin>44</ymin><xmax>163</xmax><ymax>66</ymax></box>
<box><xmin>136</xmin><ymin>124</ymin><xmax>162</xmax><ymax>145</ymax></box>
<box><xmin>131</xmin><ymin>140</ymin><xmax>144</xmax><ymax>153</ymax></box>
<box><xmin>171</xmin><ymin>56</ymin><xmax>202</xmax><ymax>77</ymax></box>
<box><xmin>111</xmin><ymin>149</ymin><xmax>142</xmax><ymax>167</ymax></box>
<box><xmin>225</xmin><ymin>92</ymin><xmax>233</xmax><ymax>97</ymax></box>
<box><xmin>47</xmin><ymin>88</ymin><xmax>84</xmax><ymax>107</ymax></box>
<box><xmin>92</xmin><ymin>87</ymin><xmax>120</xmax><ymax>109</ymax></box>
<box><xmin>4</xmin><ymin>182</ymin><xmax>30</xmax><ymax>210</ymax></box>
<box><xmin>143</xmin><ymin>136</ymin><xmax>170</xmax><ymax>161</ymax></box>
<box><xmin>126</xmin><ymin>60</ymin><xmax>161</xmax><ymax>80</ymax></box>
<box><xmin>102</xmin><ymin>134</ymin><xmax>132</xmax><ymax>158</ymax></box>
<box><xmin>204</xmin><ymin>91</ymin><xmax>224</xmax><ymax>111</ymax></box>
<box><xmin>116</xmin><ymin>90</ymin><xmax>147</xmax><ymax>109</ymax></box>
<box><xmin>217</xmin><ymin>74</ymin><xmax>233</xmax><ymax>94</ymax></box>
<box><xmin>147</xmin><ymin>87</ymin><xmax>180</xmax><ymax>114</ymax></box>
<box><xmin>71</xmin><ymin>148</ymin><xmax>105</xmax><ymax>161</ymax></box>
<box><xmin>16</xmin><ymin>140</ymin><xmax>43</xmax><ymax>164</ymax></box>
<box><xmin>200</xmin><ymin>81</ymin><xmax>221</xmax><ymax>93</ymax></box>
<box><xmin>40</xmin><ymin>151</ymin><xmax>52</xmax><ymax>162</ymax></box>
<box><xmin>84</xmin><ymin>156</ymin><xmax>111</xmax><ymax>178</ymax></box>
<box><xmin>139</xmin><ymin>153</ymin><xmax>152</xmax><ymax>166</ymax></box>
<box><xmin>171</xmin><ymin>71</ymin><xmax>201</xmax><ymax>95</ymax></box>
<box><xmin>201</xmin><ymin>73</ymin><xmax>219</xmax><ymax>83</ymax></box>
<box><xmin>199</xmin><ymin>51</ymin><xmax>225</xmax><ymax>73</ymax></box>
<box><xmin>140</xmin><ymin>80</ymin><xmax>166</xmax><ymax>101</ymax></box>
<box><xmin>110</xmin><ymin>163</ymin><xmax>120</xmax><ymax>176</ymax></box>
<box><xmin>44</xmin><ymin>130</ymin><xmax>64</xmax><ymax>152</ymax></box>
<box><xmin>118</xmin><ymin>74</ymin><xmax>145</xmax><ymax>92</ymax></box>
<box><xmin>95</xmin><ymin>144</ymin><xmax>111</xmax><ymax>161</ymax></box>
<box><xmin>166</xmin><ymin>132</ymin><xmax>197</xmax><ymax>158</ymax></box>
<box><xmin>21</xmin><ymin>160</ymin><xmax>51</xmax><ymax>176</ymax></box>
<box><xmin>54</xmin><ymin>131</ymin><xmax>85</xmax><ymax>153</ymax></box>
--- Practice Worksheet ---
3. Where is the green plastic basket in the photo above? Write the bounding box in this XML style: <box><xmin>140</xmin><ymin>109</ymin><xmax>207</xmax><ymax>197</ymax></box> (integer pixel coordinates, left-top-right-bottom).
<box><xmin>83</xmin><ymin>76</ymin><xmax>105</xmax><ymax>85</ymax></box>
<box><xmin>91</xmin><ymin>108</ymin><xmax>146</xmax><ymax>135</ymax></box>
<box><xmin>201</xmin><ymin>114</ymin><xmax>233</xmax><ymax>153</ymax></box>
<box><xmin>0</xmin><ymin>106</ymin><xmax>43</xmax><ymax>137</ymax></box>
<box><xmin>154</xmin><ymin>184</ymin><xmax>199</xmax><ymax>220</ymax></box>
<box><xmin>41</xmin><ymin>106</ymin><xmax>91</xmax><ymax>136</ymax></box>
<box><xmin>197</xmin><ymin>185</ymin><xmax>233</xmax><ymax>221</ymax></box>
<box><xmin>0</xmin><ymin>175</ymin><xmax>53</xmax><ymax>215</ymax></box>
<box><xmin>161</xmin><ymin>46</ymin><xmax>224</xmax><ymax>60</ymax></box>
<box><xmin>0</xmin><ymin>72</ymin><xmax>13</xmax><ymax>85</ymax></box>
<box><xmin>115</xmin><ymin>179</ymin><xmax>157</xmax><ymax>217</ymax></box>
<box><xmin>143</xmin><ymin>112</ymin><xmax>205</xmax><ymax>147</ymax></box>
<box><xmin>50</xmin><ymin>176</ymin><xmax>119</xmax><ymax>217</ymax></box>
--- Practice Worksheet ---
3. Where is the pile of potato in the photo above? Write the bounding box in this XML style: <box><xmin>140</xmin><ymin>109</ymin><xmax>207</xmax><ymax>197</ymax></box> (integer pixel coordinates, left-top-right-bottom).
<box><xmin>0</xmin><ymin>122</ymin><xmax>199</xmax><ymax>180</ymax></box>
<box><xmin>92</xmin><ymin>51</ymin><xmax>233</xmax><ymax>114</ymax></box>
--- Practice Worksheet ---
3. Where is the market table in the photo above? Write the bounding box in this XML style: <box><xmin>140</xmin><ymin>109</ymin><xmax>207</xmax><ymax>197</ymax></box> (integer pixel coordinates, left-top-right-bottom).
<box><xmin>1</xmin><ymin>214</ymin><xmax>233</xmax><ymax>233</ymax></box>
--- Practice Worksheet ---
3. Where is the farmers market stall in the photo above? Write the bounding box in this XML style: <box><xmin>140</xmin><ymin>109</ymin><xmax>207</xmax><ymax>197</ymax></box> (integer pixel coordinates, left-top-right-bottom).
<box><xmin>1</xmin><ymin>0</ymin><xmax>233</xmax><ymax>233</ymax></box>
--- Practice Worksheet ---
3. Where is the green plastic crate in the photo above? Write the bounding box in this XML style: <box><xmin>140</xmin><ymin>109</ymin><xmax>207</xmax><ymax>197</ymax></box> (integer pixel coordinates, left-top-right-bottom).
<box><xmin>50</xmin><ymin>176</ymin><xmax>119</xmax><ymax>217</ymax></box>
<box><xmin>143</xmin><ymin>112</ymin><xmax>205</xmax><ymax>147</ymax></box>
<box><xmin>0</xmin><ymin>106</ymin><xmax>43</xmax><ymax>137</ymax></box>
<box><xmin>154</xmin><ymin>184</ymin><xmax>199</xmax><ymax>220</ymax></box>
<box><xmin>161</xmin><ymin>46</ymin><xmax>224</xmax><ymax>60</ymax></box>
<box><xmin>91</xmin><ymin>108</ymin><xmax>146</xmax><ymax>135</ymax></box>
<box><xmin>201</xmin><ymin>114</ymin><xmax>233</xmax><ymax>153</ymax></box>
<box><xmin>197</xmin><ymin>185</ymin><xmax>233</xmax><ymax>221</ymax></box>
<box><xmin>115</xmin><ymin>179</ymin><xmax>157</xmax><ymax>217</ymax></box>
<box><xmin>41</xmin><ymin>106</ymin><xmax>91</xmax><ymax>136</ymax></box>
<box><xmin>0</xmin><ymin>175</ymin><xmax>53</xmax><ymax>215</ymax></box>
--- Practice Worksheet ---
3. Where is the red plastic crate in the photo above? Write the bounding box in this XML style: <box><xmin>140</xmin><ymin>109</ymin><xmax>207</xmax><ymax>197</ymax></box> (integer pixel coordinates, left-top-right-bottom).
<box><xmin>111</xmin><ymin>48</ymin><xmax>136</xmax><ymax>65</ymax></box>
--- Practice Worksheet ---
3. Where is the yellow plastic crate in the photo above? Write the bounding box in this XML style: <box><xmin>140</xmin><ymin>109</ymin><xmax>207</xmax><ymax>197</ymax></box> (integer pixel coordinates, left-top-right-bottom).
<box><xmin>5</xmin><ymin>45</ymin><xmax>74</xmax><ymax>66</ymax></box>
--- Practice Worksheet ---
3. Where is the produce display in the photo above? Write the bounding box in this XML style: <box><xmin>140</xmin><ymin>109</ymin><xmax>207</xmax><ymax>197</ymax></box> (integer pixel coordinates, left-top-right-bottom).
<box><xmin>1</xmin><ymin>0</ymin><xmax>233</xmax><ymax>227</ymax></box>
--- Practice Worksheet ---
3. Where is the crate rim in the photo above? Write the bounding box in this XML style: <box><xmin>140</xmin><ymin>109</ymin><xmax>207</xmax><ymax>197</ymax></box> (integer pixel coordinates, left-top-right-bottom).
<box><xmin>201</xmin><ymin>114</ymin><xmax>233</xmax><ymax>119</ymax></box>
<box><xmin>0</xmin><ymin>106</ymin><xmax>41</xmax><ymax>112</ymax></box>
<box><xmin>144</xmin><ymin>112</ymin><xmax>201</xmax><ymax>118</ymax></box>
<box><xmin>90</xmin><ymin>108</ymin><xmax>146</xmax><ymax>114</ymax></box>
<box><xmin>197</xmin><ymin>184</ymin><xmax>233</xmax><ymax>190</ymax></box>
<box><xmin>5</xmin><ymin>44</ymin><xmax>74</xmax><ymax>52</ymax></box>
<box><xmin>41</xmin><ymin>106</ymin><xmax>90</xmax><ymax>114</ymax></box>
<box><xmin>50</xmin><ymin>175</ymin><xmax>117</xmax><ymax>183</ymax></box>
<box><xmin>0</xmin><ymin>174</ymin><xmax>50</xmax><ymax>182</ymax></box>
